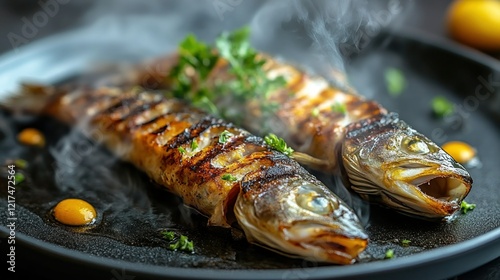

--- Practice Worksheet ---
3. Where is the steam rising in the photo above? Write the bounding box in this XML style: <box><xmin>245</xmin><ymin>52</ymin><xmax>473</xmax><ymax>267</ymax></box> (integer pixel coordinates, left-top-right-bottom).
<box><xmin>2</xmin><ymin>0</ymin><xmax>409</xmax><ymax>226</ymax></box>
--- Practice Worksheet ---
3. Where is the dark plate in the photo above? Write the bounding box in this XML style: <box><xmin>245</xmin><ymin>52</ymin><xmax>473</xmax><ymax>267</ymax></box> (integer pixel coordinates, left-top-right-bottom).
<box><xmin>1</xmin><ymin>23</ymin><xmax>500</xmax><ymax>280</ymax></box>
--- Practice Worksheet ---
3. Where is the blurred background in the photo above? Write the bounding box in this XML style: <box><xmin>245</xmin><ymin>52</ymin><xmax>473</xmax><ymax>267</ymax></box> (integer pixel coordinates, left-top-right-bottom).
<box><xmin>0</xmin><ymin>0</ymin><xmax>499</xmax><ymax>58</ymax></box>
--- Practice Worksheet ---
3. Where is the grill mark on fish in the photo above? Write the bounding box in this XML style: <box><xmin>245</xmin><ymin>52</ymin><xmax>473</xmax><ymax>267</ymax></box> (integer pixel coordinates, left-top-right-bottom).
<box><xmin>147</xmin><ymin>112</ymin><xmax>204</xmax><ymax>138</ymax></box>
<box><xmin>130</xmin><ymin>101</ymin><xmax>190</xmax><ymax>129</ymax></box>
<box><xmin>122</xmin><ymin>100</ymin><xmax>163</xmax><ymax>121</ymax></box>
<box><xmin>150</xmin><ymin>123</ymin><xmax>171</xmax><ymax>135</ymax></box>
<box><xmin>112</xmin><ymin>100</ymin><xmax>164</xmax><ymax>130</ymax></box>
<box><xmin>189</xmin><ymin>133</ymin><xmax>252</xmax><ymax>172</ymax></box>
<box><xmin>99</xmin><ymin>96</ymin><xmax>137</xmax><ymax>115</ymax></box>
<box><xmin>135</xmin><ymin>115</ymin><xmax>163</xmax><ymax>129</ymax></box>
<box><xmin>241</xmin><ymin>154</ymin><xmax>300</xmax><ymax>194</ymax></box>
<box><xmin>166</xmin><ymin>116</ymin><xmax>226</xmax><ymax>149</ymax></box>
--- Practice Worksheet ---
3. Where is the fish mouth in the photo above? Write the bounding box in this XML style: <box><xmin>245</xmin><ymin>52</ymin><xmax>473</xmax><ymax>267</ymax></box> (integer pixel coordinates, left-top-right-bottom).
<box><xmin>386</xmin><ymin>161</ymin><xmax>472</xmax><ymax>219</ymax></box>
<box><xmin>283</xmin><ymin>222</ymin><xmax>368</xmax><ymax>265</ymax></box>
<box><xmin>413</xmin><ymin>176</ymin><xmax>469</xmax><ymax>202</ymax></box>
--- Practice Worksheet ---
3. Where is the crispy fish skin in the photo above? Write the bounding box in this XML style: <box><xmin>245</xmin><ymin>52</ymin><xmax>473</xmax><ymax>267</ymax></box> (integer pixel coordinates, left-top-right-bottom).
<box><xmin>3</xmin><ymin>85</ymin><xmax>368</xmax><ymax>264</ymax></box>
<box><xmin>133</xmin><ymin>53</ymin><xmax>472</xmax><ymax>220</ymax></box>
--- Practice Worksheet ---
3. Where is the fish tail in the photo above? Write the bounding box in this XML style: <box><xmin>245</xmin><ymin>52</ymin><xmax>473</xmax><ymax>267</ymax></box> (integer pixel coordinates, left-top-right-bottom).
<box><xmin>0</xmin><ymin>83</ymin><xmax>60</xmax><ymax>115</ymax></box>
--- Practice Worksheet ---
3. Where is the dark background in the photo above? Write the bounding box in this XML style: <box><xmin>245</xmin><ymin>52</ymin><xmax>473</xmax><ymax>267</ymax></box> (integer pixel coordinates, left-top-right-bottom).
<box><xmin>0</xmin><ymin>1</ymin><xmax>498</xmax><ymax>279</ymax></box>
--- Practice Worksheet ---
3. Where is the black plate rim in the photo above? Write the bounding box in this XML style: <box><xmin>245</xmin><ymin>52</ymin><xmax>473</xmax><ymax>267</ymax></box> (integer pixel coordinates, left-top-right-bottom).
<box><xmin>382</xmin><ymin>27</ymin><xmax>500</xmax><ymax>71</ymax></box>
<box><xmin>2</xmin><ymin>226</ymin><xmax>500</xmax><ymax>280</ymax></box>
<box><xmin>2</xmin><ymin>28</ymin><xmax>500</xmax><ymax>280</ymax></box>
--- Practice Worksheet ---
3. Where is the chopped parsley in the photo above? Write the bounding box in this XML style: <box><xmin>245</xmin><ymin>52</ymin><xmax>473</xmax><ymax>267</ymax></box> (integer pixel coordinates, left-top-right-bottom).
<box><xmin>385</xmin><ymin>67</ymin><xmax>405</xmax><ymax>96</ymax></box>
<box><xmin>169</xmin><ymin>235</ymin><xmax>194</xmax><ymax>253</ymax></box>
<box><xmin>432</xmin><ymin>96</ymin><xmax>454</xmax><ymax>118</ymax></box>
<box><xmin>178</xmin><ymin>147</ymin><xmax>186</xmax><ymax>154</ymax></box>
<box><xmin>331</xmin><ymin>103</ymin><xmax>347</xmax><ymax>114</ymax></box>
<box><xmin>460</xmin><ymin>200</ymin><xmax>476</xmax><ymax>214</ymax></box>
<box><xmin>14</xmin><ymin>173</ymin><xmax>25</xmax><ymax>184</ymax></box>
<box><xmin>168</xmin><ymin>26</ymin><xmax>286</xmax><ymax>121</ymax></box>
<box><xmin>161</xmin><ymin>230</ymin><xmax>176</xmax><ymax>241</ymax></box>
<box><xmin>215</xmin><ymin>27</ymin><xmax>286</xmax><ymax>104</ymax></box>
<box><xmin>168</xmin><ymin>34</ymin><xmax>219</xmax><ymax>115</ymax></box>
<box><xmin>14</xmin><ymin>159</ymin><xmax>28</xmax><ymax>169</ymax></box>
<box><xmin>218</xmin><ymin>130</ymin><xmax>234</xmax><ymax>144</ymax></box>
<box><xmin>401</xmin><ymin>239</ymin><xmax>411</xmax><ymax>247</ymax></box>
<box><xmin>264</xmin><ymin>133</ymin><xmax>294</xmax><ymax>156</ymax></box>
<box><xmin>160</xmin><ymin>230</ymin><xmax>194</xmax><ymax>253</ymax></box>
<box><xmin>221</xmin><ymin>174</ymin><xmax>238</xmax><ymax>182</ymax></box>
<box><xmin>385</xmin><ymin>249</ymin><xmax>395</xmax><ymax>259</ymax></box>
<box><xmin>311</xmin><ymin>107</ymin><xmax>320</xmax><ymax>117</ymax></box>
<box><xmin>190</xmin><ymin>140</ymin><xmax>199</xmax><ymax>151</ymax></box>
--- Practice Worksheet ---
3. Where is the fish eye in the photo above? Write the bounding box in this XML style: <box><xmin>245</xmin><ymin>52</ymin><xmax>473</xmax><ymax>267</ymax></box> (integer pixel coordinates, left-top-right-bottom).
<box><xmin>402</xmin><ymin>136</ymin><xmax>431</xmax><ymax>154</ymax></box>
<box><xmin>296</xmin><ymin>185</ymin><xmax>334</xmax><ymax>215</ymax></box>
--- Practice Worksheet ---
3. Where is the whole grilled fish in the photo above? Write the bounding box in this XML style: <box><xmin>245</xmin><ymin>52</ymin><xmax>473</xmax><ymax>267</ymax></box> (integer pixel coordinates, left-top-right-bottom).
<box><xmin>132</xmin><ymin>50</ymin><xmax>473</xmax><ymax>221</ymax></box>
<box><xmin>2</xmin><ymin>84</ymin><xmax>368</xmax><ymax>264</ymax></box>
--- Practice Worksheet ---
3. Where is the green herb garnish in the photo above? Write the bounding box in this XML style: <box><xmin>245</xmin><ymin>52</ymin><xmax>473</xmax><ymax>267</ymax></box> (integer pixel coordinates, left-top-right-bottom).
<box><xmin>385</xmin><ymin>68</ymin><xmax>405</xmax><ymax>96</ymax></box>
<box><xmin>160</xmin><ymin>231</ymin><xmax>194</xmax><ymax>253</ymax></box>
<box><xmin>311</xmin><ymin>108</ymin><xmax>320</xmax><ymax>117</ymax></box>
<box><xmin>401</xmin><ymin>239</ymin><xmax>411</xmax><ymax>247</ymax></box>
<box><xmin>385</xmin><ymin>249</ymin><xmax>395</xmax><ymax>259</ymax></box>
<box><xmin>168</xmin><ymin>26</ymin><xmax>286</xmax><ymax>122</ymax></box>
<box><xmin>219</xmin><ymin>130</ymin><xmax>234</xmax><ymax>144</ymax></box>
<box><xmin>168</xmin><ymin>34</ymin><xmax>219</xmax><ymax>115</ymax></box>
<box><xmin>432</xmin><ymin>96</ymin><xmax>454</xmax><ymax>118</ymax></box>
<box><xmin>161</xmin><ymin>230</ymin><xmax>176</xmax><ymax>241</ymax></box>
<box><xmin>264</xmin><ymin>133</ymin><xmax>294</xmax><ymax>156</ymax></box>
<box><xmin>221</xmin><ymin>174</ymin><xmax>238</xmax><ymax>182</ymax></box>
<box><xmin>169</xmin><ymin>235</ymin><xmax>194</xmax><ymax>253</ymax></box>
<box><xmin>190</xmin><ymin>140</ymin><xmax>199</xmax><ymax>151</ymax></box>
<box><xmin>215</xmin><ymin>27</ymin><xmax>286</xmax><ymax>103</ymax></box>
<box><xmin>14</xmin><ymin>159</ymin><xmax>28</xmax><ymax>169</ymax></box>
<box><xmin>461</xmin><ymin>200</ymin><xmax>476</xmax><ymax>214</ymax></box>
<box><xmin>14</xmin><ymin>173</ymin><xmax>25</xmax><ymax>184</ymax></box>
<box><xmin>178</xmin><ymin>147</ymin><xmax>186</xmax><ymax>154</ymax></box>
<box><xmin>331</xmin><ymin>103</ymin><xmax>347</xmax><ymax>114</ymax></box>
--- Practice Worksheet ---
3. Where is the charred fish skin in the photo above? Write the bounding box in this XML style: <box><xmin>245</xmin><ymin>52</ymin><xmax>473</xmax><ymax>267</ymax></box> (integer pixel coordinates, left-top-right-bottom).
<box><xmin>131</xmin><ymin>52</ymin><xmax>473</xmax><ymax>220</ymax></box>
<box><xmin>3</xmin><ymin>86</ymin><xmax>368</xmax><ymax>264</ymax></box>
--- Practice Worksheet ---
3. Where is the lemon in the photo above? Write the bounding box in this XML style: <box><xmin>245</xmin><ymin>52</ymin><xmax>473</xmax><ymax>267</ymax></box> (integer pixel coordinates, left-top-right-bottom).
<box><xmin>446</xmin><ymin>0</ymin><xmax>500</xmax><ymax>51</ymax></box>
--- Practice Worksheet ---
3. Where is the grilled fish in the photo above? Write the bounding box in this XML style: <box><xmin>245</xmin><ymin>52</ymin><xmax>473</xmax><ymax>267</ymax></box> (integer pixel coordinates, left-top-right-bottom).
<box><xmin>2</xmin><ymin>84</ymin><xmax>368</xmax><ymax>264</ymax></box>
<box><xmin>132</xmin><ymin>52</ymin><xmax>473</xmax><ymax>220</ymax></box>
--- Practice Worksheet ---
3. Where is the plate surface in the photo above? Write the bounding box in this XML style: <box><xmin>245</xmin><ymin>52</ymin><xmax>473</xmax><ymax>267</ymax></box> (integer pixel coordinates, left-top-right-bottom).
<box><xmin>0</xmin><ymin>6</ymin><xmax>499</xmax><ymax>280</ymax></box>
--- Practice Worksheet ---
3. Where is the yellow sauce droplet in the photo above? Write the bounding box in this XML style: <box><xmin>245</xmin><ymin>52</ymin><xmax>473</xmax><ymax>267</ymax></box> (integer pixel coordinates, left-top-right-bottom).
<box><xmin>53</xmin><ymin>198</ymin><xmax>97</xmax><ymax>226</ymax></box>
<box><xmin>17</xmin><ymin>128</ymin><xmax>46</xmax><ymax>147</ymax></box>
<box><xmin>442</xmin><ymin>141</ymin><xmax>476</xmax><ymax>164</ymax></box>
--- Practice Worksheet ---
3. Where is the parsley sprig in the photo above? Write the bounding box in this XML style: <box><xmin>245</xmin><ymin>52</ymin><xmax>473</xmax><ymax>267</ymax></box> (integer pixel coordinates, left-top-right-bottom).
<box><xmin>221</xmin><ymin>174</ymin><xmax>238</xmax><ymax>182</ymax></box>
<box><xmin>168</xmin><ymin>26</ymin><xmax>286</xmax><ymax>121</ymax></box>
<box><xmin>169</xmin><ymin>35</ymin><xmax>219</xmax><ymax>115</ymax></box>
<box><xmin>331</xmin><ymin>103</ymin><xmax>347</xmax><ymax>115</ymax></box>
<box><xmin>264</xmin><ymin>133</ymin><xmax>294</xmax><ymax>156</ymax></box>
<box><xmin>215</xmin><ymin>27</ymin><xmax>286</xmax><ymax>104</ymax></box>
<box><xmin>385</xmin><ymin>249</ymin><xmax>395</xmax><ymax>259</ymax></box>
<box><xmin>218</xmin><ymin>130</ymin><xmax>234</xmax><ymax>144</ymax></box>
<box><xmin>161</xmin><ymin>230</ymin><xmax>194</xmax><ymax>253</ymax></box>
<box><xmin>401</xmin><ymin>239</ymin><xmax>411</xmax><ymax>247</ymax></box>
<box><xmin>460</xmin><ymin>200</ymin><xmax>476</xmax><ymax>214</ymax></box>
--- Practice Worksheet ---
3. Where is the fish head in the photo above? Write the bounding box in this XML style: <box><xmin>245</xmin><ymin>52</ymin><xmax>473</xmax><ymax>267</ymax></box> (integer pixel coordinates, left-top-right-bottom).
<box><xmin>234</xmin><ymin>170</ymin><xmax>368</xmax><ymax>264</ymax></box>
<box><xmin>341</xmin><ymin>112</ymin><xmax>472</xmax><ymax>220</ymax></box>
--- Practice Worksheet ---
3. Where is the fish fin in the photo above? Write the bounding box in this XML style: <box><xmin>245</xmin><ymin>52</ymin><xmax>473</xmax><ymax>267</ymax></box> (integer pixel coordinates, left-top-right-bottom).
<box><xmin>0</xmin><ymin>83</ymin><xmax>57</xmax><ymax>115</ymax></box>
<box><xmin>207</xmin><ymin>204</ymin><xmax>231</xmax><ymax>228</ymax></box>
<box><xmin>207</xmin><ymin>185</ymin><xmax>240</xmax><ymax>228</ymax></box>
<box><xmin>291</xmin><ymin>152</ymin><xmax>332</xmax><ymax>173</ymax></box>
